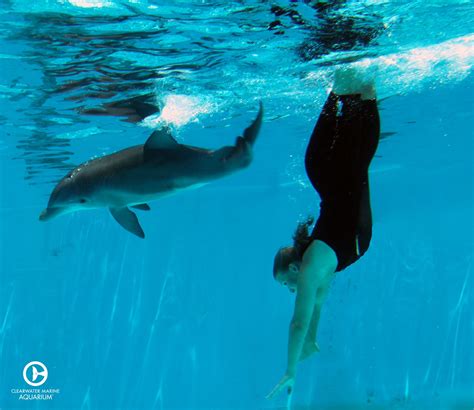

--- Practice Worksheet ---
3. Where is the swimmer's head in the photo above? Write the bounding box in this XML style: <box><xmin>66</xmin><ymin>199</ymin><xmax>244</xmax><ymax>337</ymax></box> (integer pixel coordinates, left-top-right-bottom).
<box><xmin>273</xmin><ymin>246</ymin><xmax>300</xmax><ymax>293</ymax></box>
<box><xmin>272</xmin><ymin>216</ymin><xmax>315</xmax><ymax>294</ymax></box>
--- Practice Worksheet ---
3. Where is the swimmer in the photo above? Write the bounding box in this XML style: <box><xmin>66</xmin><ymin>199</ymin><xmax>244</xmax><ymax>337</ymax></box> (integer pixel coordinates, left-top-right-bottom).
<box><xmin>267</xmin><ymin>67</ymin><xmax>380</xmax><ymax>399</ymax></box>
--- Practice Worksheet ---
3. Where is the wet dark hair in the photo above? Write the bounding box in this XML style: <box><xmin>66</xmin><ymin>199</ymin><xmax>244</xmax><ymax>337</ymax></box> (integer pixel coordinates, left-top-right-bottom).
<box><xmin>273</xmin><ymin>216</ymin><xmax>315</xmax><ymax>278</ymax></box>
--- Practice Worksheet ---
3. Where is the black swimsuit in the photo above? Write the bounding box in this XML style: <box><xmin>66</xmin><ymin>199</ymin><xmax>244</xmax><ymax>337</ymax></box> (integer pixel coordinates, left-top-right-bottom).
<box><xmin>305</xmin><ymin>92</ymin><xmax>380</xmax><ymax>272</ymax></box>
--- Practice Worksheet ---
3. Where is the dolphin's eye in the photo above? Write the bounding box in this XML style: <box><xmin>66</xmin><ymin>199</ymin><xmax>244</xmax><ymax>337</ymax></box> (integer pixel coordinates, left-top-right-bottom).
<box><xmin>79</xmin><ymin>198</ymin><xmax>87</xmax><ymax>204</ymax></box>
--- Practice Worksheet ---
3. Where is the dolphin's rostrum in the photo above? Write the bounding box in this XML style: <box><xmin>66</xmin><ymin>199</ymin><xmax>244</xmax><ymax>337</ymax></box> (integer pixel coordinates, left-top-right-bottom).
<box><xmin>40</xmin><ymin>103</ymin><xmax>263</xmax><ymax>238</ymax></box>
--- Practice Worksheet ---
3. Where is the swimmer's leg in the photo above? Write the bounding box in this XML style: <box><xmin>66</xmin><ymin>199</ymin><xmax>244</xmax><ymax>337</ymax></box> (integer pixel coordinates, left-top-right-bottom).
<box><xmin>332</xmin><ymin>65</ymin><xmax>380</xmax><ymax>171</ymax></box>
<box><xmin>332</xmin><ymin>65</ymin><xmax>380</xmax><ymax>250</ymax></box>
<box><xmin>304</xmin><ymin>89</ymin><xmax>339</xmax><ymax>193</ymax></box>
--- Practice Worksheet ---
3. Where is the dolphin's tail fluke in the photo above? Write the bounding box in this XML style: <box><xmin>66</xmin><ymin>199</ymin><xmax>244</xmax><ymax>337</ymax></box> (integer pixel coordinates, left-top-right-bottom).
<box><xmin>242</xmin><ymin>102</ymin><xmax>263</xmax><ymax>147</ymax></box>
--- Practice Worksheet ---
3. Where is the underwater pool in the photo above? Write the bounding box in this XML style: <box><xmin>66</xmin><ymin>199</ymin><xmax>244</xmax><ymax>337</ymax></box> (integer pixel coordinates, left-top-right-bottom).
<box><xmin>0</xmin><ymin>1</ymin><xmax>473</xmax><ymax>409</ymax></box>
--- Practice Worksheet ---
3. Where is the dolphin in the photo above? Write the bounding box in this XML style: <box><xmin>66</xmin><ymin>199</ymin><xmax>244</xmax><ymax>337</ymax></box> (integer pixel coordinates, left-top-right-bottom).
<box><xmin>39</xmin><ymin>103</ymin><xmax>263</xmax><ymax>238</ymax></box>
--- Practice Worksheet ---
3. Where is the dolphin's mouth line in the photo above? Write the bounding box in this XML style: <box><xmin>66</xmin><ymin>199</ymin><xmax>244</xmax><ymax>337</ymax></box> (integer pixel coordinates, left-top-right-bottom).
<box><xmin>40</xmin><ymin>204</ymin><xmax>100</xmax><ymax>221</ymax></box>
<box><xmin>39</xmin><ymin>206</ymin><xmax>64</xmax><ymax>221</ymax></box>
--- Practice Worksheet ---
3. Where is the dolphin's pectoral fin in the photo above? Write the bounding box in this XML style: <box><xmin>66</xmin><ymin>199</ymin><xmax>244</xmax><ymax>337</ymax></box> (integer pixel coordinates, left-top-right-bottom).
<box><xmin>109</xmin><ymin>207</ymin><xmax>145</xmax><ymax>238</ymax></box>
<box><xmin>145</xmin><ymin>127</ymin><xmax>180</xmax><ymax>151</ymax></box>
<box><xmin>131</xmin><ymin>203</ymin><xmax>151</xmax><ymax>211</ymax></box>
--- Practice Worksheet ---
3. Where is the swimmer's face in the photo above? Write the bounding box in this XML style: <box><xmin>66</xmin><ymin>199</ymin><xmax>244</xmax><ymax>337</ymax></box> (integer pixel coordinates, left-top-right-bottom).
<box><xmin>275</xmin><ymin>263</ymin><xmax>299</xmax><ymax>293</ymax></box>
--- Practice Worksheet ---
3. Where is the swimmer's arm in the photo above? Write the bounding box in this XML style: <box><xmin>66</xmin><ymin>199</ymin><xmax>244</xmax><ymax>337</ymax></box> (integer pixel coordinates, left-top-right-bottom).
<box><xmin>287</xmin><ymin>300</ymin><xmax>313</xmax><ymax>375</ymax></box>
<box><xmin>285</xmin><ymin>250</ymin><xmax>319</xmax><ymax>376</ymax></box>
<box><xmin>287</xmin><ymin>240</ymin><xmax>336</xmax><ymax>374</ymax></box>
<box><xmin>303</xmin><ymin>284</ymin><xmax>330</xmax><ymax>348</ymax></box>
<box><xmin>266</xmin><ymin>283</ymin><xmax>316</xmax><ymax>400</ymax></box>
<box><xmin>298</xmin><ymin>305</ymin><xmax>321</xmax><ymax>362</ymax></box>
<box><xmin>267</xmin><ymin>241</ymin><xmax>337</xmax><ymax>400</ymax></box>
<box><xmin>305</xmin><ymin>304</ymin><xmax>319</xmax><ymax>343</ymax></box>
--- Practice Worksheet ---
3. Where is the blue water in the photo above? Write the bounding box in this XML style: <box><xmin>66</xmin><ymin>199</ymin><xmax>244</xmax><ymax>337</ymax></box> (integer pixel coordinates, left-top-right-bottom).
<box><xmin>0</xmin><ymin>1</ymin><xmax>473</xmax><ymax>409</ymax></box>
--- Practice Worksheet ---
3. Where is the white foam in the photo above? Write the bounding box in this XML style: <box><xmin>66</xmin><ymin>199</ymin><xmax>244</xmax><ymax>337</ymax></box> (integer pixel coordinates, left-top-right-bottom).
<box><xmin>141</xmin><ymin>94</ymin><xmax>216</xmax><ymax>128</ymax></box>
<box><xmin>348</xmin><ymin>34</ymin><xmax>474</xmax><ymax>97</ymax></box>
<box><xmin>63</xmin><ymin>0</ymin><xmax>113</xmax><ymax>8</ymax></box>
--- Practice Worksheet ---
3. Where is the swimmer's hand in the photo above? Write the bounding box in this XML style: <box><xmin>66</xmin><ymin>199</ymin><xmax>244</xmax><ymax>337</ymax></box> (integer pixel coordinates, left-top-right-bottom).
<box><xmin>299</xmin><ymin>340</ymin><xmax>320</xmax><ymax>362</ymax></box>
<box><xmin>266</xmin><ymin>373</ymin><xmax>295</xmax><ymax>400</ymax></box>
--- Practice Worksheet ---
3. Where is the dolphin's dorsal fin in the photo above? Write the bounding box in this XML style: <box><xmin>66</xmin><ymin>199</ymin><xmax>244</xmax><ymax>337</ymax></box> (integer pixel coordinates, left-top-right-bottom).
<box><xmin>144</xmin><ymin>127</ymin><xmax>179</xmax><ymax>151</ymax></box>
<box><xmin>110</xmin><ymin>207</ymin><xmax>145</xmax><ymax>238</ymax></box>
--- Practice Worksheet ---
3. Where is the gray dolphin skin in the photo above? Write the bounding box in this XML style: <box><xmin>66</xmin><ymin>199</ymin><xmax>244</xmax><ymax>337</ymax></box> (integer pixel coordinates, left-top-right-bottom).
<box><xmin>39</xmin><ymin>103</ymin><xmax>263</xmax><ymax>238</ymax></box>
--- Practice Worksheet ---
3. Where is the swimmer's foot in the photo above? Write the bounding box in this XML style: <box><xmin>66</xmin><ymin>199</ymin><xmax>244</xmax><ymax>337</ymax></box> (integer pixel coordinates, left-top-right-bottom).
<box><xmin>333</xmin><ymin>65</ymin><xmax>376</xmax><ymax>100</ymax></box>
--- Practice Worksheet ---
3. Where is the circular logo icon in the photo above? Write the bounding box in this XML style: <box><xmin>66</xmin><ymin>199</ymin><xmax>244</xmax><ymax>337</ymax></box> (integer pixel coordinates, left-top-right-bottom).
<box><xmin>23</xmin><ymin>361</ymin><xmax>48</xmax><ymax>387</ymax></box>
